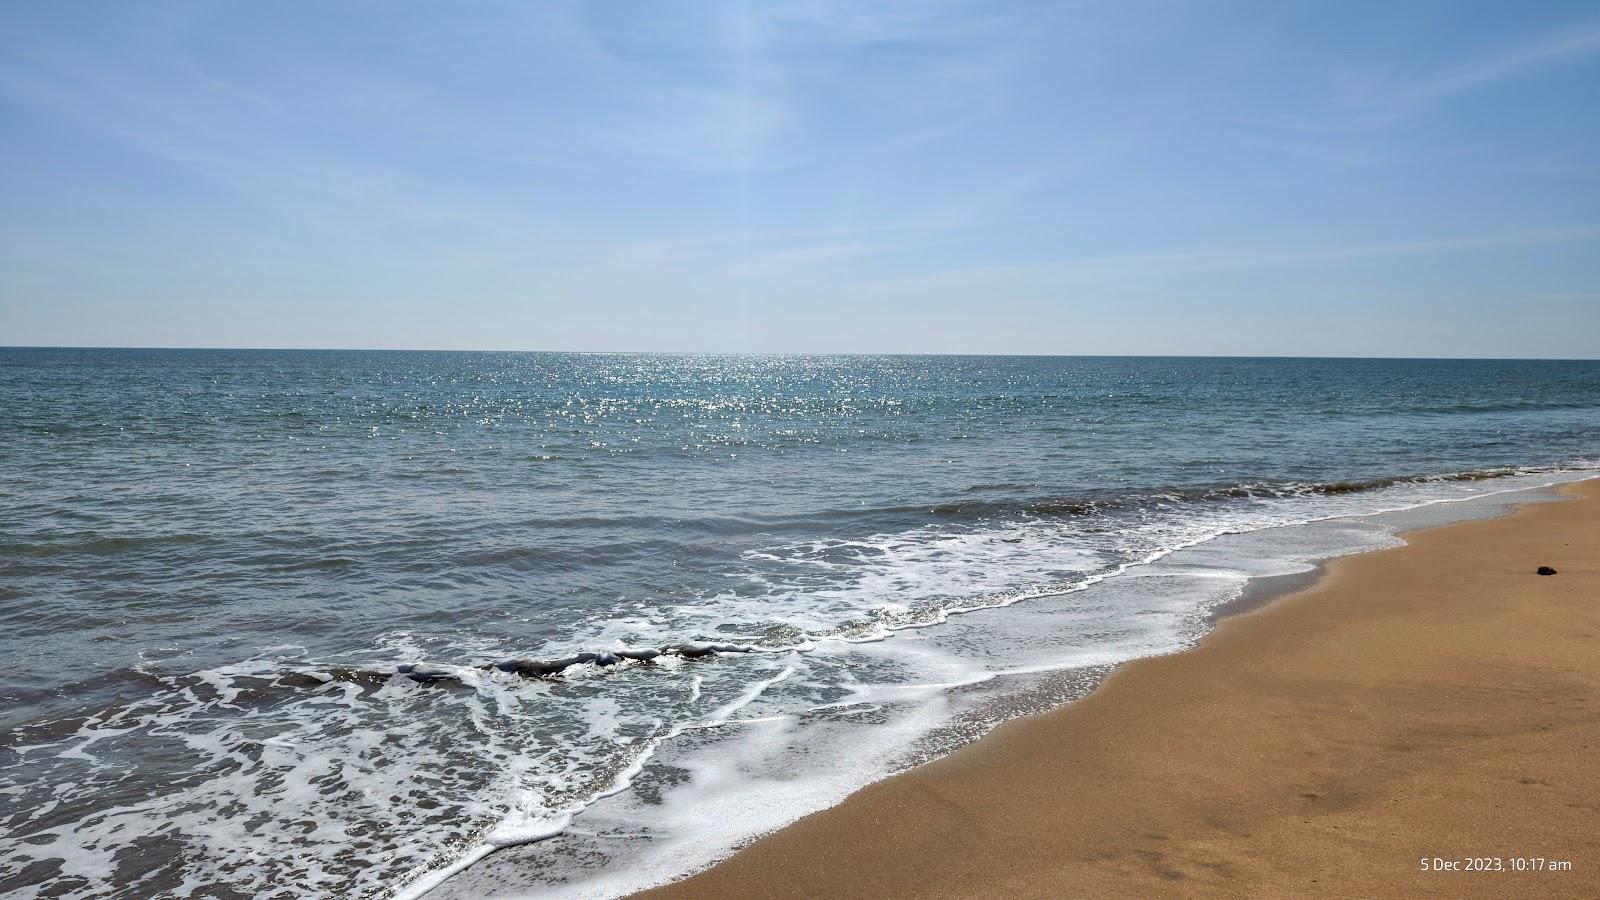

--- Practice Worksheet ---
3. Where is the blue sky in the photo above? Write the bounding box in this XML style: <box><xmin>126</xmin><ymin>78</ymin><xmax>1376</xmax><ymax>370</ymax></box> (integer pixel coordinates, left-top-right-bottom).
<box><xmin>2</xmin><ymin>1</ymin><xmax>1598</xmax><ymax>356</ymax></box>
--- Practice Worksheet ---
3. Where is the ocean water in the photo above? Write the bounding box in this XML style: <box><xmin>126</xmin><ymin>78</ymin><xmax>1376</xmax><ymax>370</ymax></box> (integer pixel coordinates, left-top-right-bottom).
<box><xmin>1</xmin><ymin>350</ymin><xmax>1597</xmax><ymax>899</ymax></box>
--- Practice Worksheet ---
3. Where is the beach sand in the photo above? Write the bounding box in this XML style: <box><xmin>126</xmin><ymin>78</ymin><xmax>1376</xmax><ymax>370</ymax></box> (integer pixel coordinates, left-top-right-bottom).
<box><xmin>640</xmin><ymin>480</ymin><xmax>1600</xmax><ymax>898</ymax></box>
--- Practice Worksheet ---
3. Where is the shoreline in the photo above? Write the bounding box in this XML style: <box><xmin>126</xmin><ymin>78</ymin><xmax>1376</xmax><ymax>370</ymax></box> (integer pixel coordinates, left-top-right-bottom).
<box><xmin>636</xmin><ymin>479</ymin><xmax>1600</xmax><ymax>898</ymax></box>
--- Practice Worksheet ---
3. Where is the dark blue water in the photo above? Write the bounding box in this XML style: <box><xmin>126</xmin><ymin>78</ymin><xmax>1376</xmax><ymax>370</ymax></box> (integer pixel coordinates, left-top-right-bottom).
<box><xmin>2</xmin><ymin>350</ymin><xmax>1597</xmax><ymax>898</ymax></box>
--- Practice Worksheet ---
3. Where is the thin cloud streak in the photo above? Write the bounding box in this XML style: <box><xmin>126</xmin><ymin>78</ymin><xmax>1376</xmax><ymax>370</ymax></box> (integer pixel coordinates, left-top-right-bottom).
<box><xmin>861</xmin><ymin>225</ymin><xmax>1600</xmax><ymax>293</ymax></box>
<box><xmin>1260</xmin><ymin>19</ymin><xmax>1600</xmax><ymax>137</ymax></box>
<box><xmin>1393</xmin><ymin>22</ymin><xmax>1600</xmax><ymax>107</ymax></box>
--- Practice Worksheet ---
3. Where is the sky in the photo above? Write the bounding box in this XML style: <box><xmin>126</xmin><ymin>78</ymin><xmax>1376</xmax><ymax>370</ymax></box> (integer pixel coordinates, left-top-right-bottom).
<box><xmin>1</xmin><ymin>1</ymin><xmax>1598</xmax><ymax>356</ymax></box>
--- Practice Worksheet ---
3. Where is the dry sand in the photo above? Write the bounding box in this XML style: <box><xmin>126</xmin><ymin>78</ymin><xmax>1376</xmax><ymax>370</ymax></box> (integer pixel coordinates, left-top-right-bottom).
<box><xmin>641</xmin><ymin>480</ymin><xmax>1600</xmax><ymax>898</ymax></box>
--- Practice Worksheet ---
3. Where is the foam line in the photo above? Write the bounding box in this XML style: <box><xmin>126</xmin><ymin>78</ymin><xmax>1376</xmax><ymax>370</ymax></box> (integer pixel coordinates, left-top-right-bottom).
<box><xmin>394</xmin><ymin>658</ymin><xmax>799</xmax><ymax>899</ymax></box>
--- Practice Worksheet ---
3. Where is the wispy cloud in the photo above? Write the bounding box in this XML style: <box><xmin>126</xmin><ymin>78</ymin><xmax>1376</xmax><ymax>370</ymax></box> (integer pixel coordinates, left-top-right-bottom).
<box><xmin>1518</xmin><ymin>290</ymin><xmax>1600</xmax><ymax>307</ymax></box>
<box><xmin>1261</xmin><ymin>19</ymin><xmax>1600</xmax><ymax>137</ymax></box>
<box><xmin>1387</xmin><ymin>22</ymin><xmax>1600</xmax><ymax>108</ymax></box>
<box><xmin>1182</xmin><ymin>224</ymin><xmax>1600</xmax><ymax>271</ymax></box>
<box><xmin>726</xmin><ymin>241</ymin><xmax>888</xmax><ymax>277</ymax></box>
<box><xmin>601</xmin><ymin>164</ymin><xmax>1047</xmax><ymax>274</ymax></box>
<box><xmin>607</xmin><ymin>220</ymin><xmax>931</xmax><ymax>274</ymax></box>
<box><xmin>568</xmin><ymin>0</ymin><xmax>1019</xmax><ymax>171</ymax></box>
<box><xmin>0</xmin><ymin>43</ymin><xmax>510</xmax><ymax>243</ymax></box>
<box><xmin>853</xmin><ymin>224</ymin><xmax>1600</xmax><ymax>296</ymax></box>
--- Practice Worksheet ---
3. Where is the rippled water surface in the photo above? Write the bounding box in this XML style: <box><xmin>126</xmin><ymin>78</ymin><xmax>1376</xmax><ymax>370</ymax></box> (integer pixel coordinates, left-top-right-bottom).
<box><xmin>2</xmin><ymin>350</ymin><xmax>1597</xmax><ymax>897</ymax></box>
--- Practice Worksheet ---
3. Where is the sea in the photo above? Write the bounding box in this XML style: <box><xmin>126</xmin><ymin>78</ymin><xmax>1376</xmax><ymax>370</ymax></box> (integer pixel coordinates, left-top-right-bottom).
<box><xmin>2</xmin><ymin>349</ymin><xmax>1597</xmax><ymax>899</ymax></box>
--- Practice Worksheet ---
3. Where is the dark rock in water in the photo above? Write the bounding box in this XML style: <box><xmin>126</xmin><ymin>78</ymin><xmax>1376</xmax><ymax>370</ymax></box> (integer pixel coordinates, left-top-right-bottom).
<box><xmin>1537</xmin><ymin>566</ymin><xmax>1558</xmax><ymax>576</ymax></box>
<box><xmin>466</xmin><ymin>642</ymin><xmax>758</xmax><ymax>682</ymax></box>
<box><xmin>664</xmin><ymin>641</ymin><xmax>756</xmax><ymax>658</ymax></box>
<box><xmin>436</xmin><ymin>641</ymin><xmax>768</xmax><ymax>685</ymax></box>
<box><xmin>490</xmin><ymin>656</ymin><xmax>582</xmax><ymax>677</ymax></box>
<box><xmin>282</xmin><ymin>665</ymin><xmax>392</xmax><ymax>690</ymax></box>
<box><xmin>397</xmin><ymin>663</ymin><xmax>456</xmax><ymax>683</ymax></box>
<box><xmin>278</xmin><ymin>671</ymin><xmax>334</xmax><ymax>689</ymax></box>
<box><xmin>483</xmin><ymin>647</ymin><xmax>665</xmax><ymax>678</ymax></box>
<box><xmin>664</xmin><ymin>643</ymin><xmax>711</xmax><ymax>658</ymax></box>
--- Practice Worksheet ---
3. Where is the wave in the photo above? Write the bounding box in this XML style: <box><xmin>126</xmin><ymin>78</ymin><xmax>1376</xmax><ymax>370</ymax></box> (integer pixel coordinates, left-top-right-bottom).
<box><xmin>926</xmin><ymin>464</ymin><xmax>1579</xmax><ymax>519</ymax></box>
<box><xmin>0</xmin><ymin>532</ymin><xmax>221</xmax><ymax>558</ymax></box>
<box><xmin>263</xmin><ymin>463</ymin><xmax>1600</xmax><ymax>699</ymax></box>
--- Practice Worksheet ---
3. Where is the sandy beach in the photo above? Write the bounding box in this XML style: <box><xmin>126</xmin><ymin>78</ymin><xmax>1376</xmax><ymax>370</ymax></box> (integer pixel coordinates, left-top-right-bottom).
<box><xmin>642</xmin><ymin>480</ymin><xmax>1600</xmax><ymax>898</ymax></box>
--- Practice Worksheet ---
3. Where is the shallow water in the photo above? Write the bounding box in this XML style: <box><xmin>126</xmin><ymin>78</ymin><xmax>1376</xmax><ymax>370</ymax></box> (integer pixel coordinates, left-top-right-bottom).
<box><xmin>1</xmin><ymin>351</ymin><xmax>1597</xmax><ymax>898</ymax></box>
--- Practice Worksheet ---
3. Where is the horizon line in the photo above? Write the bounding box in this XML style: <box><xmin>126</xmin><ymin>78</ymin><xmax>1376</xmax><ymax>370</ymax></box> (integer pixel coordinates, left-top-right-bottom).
<box><xmin>3</xmin><ymin>345</ymin><xmax>1598</xmax><ymax>362</ymax></box>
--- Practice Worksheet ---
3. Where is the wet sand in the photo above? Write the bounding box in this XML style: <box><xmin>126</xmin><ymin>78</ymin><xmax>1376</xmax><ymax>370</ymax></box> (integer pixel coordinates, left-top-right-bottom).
<box><xmin>641</xmin><ymin>480</ymin><xmax>1600</xmax><ymax>898</ymax></box>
